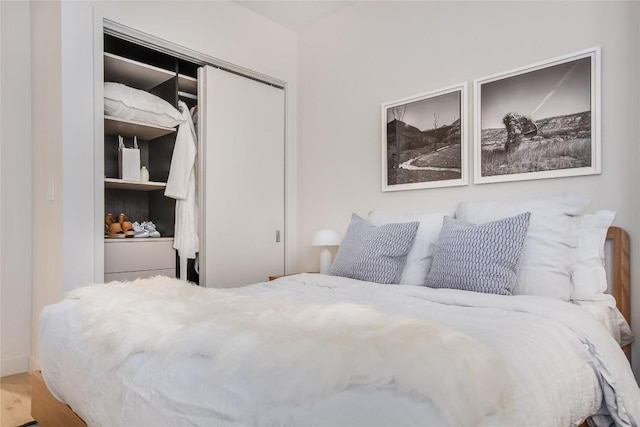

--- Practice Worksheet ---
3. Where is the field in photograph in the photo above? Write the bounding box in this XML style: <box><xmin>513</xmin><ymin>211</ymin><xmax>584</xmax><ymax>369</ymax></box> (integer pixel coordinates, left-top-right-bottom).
<box><xmin>387</xmin><ymin>118</ymin><xmax>461</xmax><ymax>185</ymax></box>
<box><xmin>481</xmin><ymin>111</ymin><xmax>591</xmax><ymax>177</ymax></box>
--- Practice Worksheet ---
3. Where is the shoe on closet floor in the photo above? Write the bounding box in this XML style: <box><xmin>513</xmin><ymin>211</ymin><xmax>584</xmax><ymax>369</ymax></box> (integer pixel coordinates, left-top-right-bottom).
<box><xmin>118</xmin><ymin>213</ymin><xmax>135</xmax><ymax>238</ymax></box>
<box><xmin>107</xmin><ymin>222</ymin><xmax>126</xmax><ymax>238</ymax></box>
<box><xmin>142</xmin><ymin>221</ymin><xmax>161</xmax><ymax>238</ymax></box>
<box><xmin>132</xmin><ymin>221</ymin><xmax>150</xmax><ymax>238</ymax></box>
<box><xmin>105</xmin><ymin>213</ymin><xmax>116</xmax><ymax>227</ymax></box>
<box><xmin>105</xmin><ymin>213</ymin><xmax>125</xmax><ymax>238</ymax></box>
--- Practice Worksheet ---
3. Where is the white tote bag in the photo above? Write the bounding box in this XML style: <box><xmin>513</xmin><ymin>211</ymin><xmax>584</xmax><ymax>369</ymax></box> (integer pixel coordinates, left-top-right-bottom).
<box><xmin>118</xmin><ymin>135</ymin><xmax>141</xmax><ymax>181</ymax></box>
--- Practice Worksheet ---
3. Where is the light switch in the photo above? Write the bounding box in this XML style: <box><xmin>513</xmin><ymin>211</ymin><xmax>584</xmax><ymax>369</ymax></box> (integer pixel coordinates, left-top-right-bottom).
<box><xmin>47</xmin><ymin>179</ymin><xmax>55</xmax><ymax>201</ymax></box>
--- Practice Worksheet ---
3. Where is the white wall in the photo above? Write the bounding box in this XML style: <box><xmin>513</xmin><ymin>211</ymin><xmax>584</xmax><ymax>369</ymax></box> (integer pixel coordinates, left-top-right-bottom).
<box><xmin>297</xmin><ymin>1</ymin><xmax>640</xmax><ymax>375</ymax></box>
<box><xmin>29</xmin><ymin>0</ymin><xmax>298</xmax><ymax>367</ymax></box>
<box><xmin>30</xmin><ymin>0</ymin><xmax>64</xmax><ymax>372</ymax></box>
<box><xmin>0</xmin><ymin>0</ymin><xmax>33</xmax><ymax>376</ymax></box>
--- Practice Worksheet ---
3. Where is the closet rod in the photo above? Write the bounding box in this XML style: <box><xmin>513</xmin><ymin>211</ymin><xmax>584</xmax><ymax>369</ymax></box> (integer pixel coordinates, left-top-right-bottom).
<box><xmin>178</xmin><ymin>91</ymin><xmax>198</xmax><ymax>101</ymax></box>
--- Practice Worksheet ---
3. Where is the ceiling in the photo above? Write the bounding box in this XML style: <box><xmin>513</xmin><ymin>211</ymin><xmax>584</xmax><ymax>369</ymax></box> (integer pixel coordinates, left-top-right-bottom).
<box><xmin>232</xmin><ymin>1</ymin><xmax>354</xmax><ymax>31</ymax></box>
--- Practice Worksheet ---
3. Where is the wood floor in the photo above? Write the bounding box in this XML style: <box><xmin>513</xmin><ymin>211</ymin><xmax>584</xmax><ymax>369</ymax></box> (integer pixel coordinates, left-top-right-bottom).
<box><xmin>1</xmin><ymin>372</ymin><xmax>34</xmax><ymax>427</ymax></box>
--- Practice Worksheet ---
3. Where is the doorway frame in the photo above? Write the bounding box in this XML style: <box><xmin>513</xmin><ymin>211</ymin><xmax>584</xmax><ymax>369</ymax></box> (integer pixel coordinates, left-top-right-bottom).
<box><xmin>93</xmin><ymin>17</ymin><xmax>295</xmax><ymax>283</ymax></box>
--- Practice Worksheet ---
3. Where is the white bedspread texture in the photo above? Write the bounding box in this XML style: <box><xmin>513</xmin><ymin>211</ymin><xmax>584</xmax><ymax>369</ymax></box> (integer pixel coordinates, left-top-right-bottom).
<box><xmin>39</xmin><ymin>274</ymin><xmax>640</xmax><ymax>426</ymax></box>
<box><xmin>65</xmin><ymin>277</ymin><xmax>508</xmax><ymax>426</ymax></box>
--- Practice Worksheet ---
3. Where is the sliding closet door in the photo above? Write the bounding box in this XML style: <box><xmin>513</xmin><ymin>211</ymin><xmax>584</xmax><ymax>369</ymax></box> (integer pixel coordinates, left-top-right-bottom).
<box><xmin>199</xmin><ymin>65</ymin><xmax>285</xmax><ymax>288</ymax></box>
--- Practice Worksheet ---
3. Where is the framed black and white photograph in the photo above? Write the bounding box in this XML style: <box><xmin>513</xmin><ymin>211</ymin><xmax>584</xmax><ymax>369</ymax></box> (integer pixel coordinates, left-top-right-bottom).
<box><xmin>474</xmin><ymin>47</ymin><xmax>601</xmax><ymax>184</ymax></box>
<box><xmin>382</xmin><ymin>83</ymin><xmax>468</xmax><ymax>191</ymax></box>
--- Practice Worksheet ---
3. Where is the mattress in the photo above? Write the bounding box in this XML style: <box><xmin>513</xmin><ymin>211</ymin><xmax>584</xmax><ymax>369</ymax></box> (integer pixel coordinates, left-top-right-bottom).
<box><xmin>39</xmin><ymin>274</ymin><xmax>640</xmax><ymax>426</ymax></box>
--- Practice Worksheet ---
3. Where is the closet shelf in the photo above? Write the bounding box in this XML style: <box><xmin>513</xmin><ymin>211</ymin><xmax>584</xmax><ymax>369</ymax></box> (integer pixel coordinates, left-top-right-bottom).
<box><xmin>104</xmin><ymin>237</ymin><xmax>174</xmax><ymax>243</ymax></box>
<box><xmin>104</xmin><ymin>116</ymin><xmax>176</xmax><ymax>140</ymax></box>
<box><xmin>104</xmin><ymin>52</ymin><xmax>175</xmax><ymax>90</ymax></box>
<box><xmin>104</xmin><ymin>178</ymin><xmax>167</xmax><ymax>191</ymax></box>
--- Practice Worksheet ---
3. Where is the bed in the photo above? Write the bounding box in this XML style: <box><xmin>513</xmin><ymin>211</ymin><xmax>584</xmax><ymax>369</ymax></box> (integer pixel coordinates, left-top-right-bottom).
<box><xmin>33</xmin><ymin>196</ymin><xmax>640</xmax><ymax>427</ymax></box>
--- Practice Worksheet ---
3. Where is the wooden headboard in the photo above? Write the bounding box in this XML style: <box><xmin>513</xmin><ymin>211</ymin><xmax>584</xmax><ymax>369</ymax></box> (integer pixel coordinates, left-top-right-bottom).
<box><xmin>606</xmin><ymin>226</ymin><xmax>631</xmax><ymax>358</ymax></box>
<box><xmin>607</xmin><ymin>226</ymin><xmax>630</xmax><ymax>324</ymax></box>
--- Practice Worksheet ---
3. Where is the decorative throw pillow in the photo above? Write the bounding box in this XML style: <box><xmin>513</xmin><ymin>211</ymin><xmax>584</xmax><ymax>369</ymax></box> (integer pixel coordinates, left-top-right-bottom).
<box><xmin>367</xmin><ymin>211</ymin><xmax>453</xmax><ymax>286</ymax></box>
<box><xmin>455</xmin><ymin>193</ymin><xmax>590</xmax><ymax>300</ymax></box>
<box><xmin>330</xmin><ymin>214</ymin><xmax>419</xmax><ymax>284</ymax></box>
<box><xmin>424</xmin><ymin>213</ymin><xmax>531</xmax><ymax>295</ymax></box>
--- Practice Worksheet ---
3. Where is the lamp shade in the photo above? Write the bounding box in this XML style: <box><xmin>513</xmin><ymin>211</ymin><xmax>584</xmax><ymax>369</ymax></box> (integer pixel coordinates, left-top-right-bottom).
<box><xmin>311</xmin><ymin>229</ymin><xmax>342</xmax><ymax>247</ymax></box>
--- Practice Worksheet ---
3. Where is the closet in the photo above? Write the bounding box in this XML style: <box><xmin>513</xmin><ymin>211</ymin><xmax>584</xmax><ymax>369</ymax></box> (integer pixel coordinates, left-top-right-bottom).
<box><xmin>101</xmin><ymin>26</ymin><xmax>286</xmax><ymax>287</ymax></box>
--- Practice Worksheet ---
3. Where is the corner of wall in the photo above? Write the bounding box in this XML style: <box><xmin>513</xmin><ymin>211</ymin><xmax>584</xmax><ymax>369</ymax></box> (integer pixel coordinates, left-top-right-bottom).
<box><xmin>1</xmin><ymin>0</ymin><xmax>33</xmax><ymax>377</ymax></box>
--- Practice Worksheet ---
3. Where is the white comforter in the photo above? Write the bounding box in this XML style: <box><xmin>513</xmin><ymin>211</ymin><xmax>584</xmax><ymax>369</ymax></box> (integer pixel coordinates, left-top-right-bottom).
<box><xmin>39</xmin><ymin>274</ymin><xmax>640</xmax><ymax>427</ymax></box>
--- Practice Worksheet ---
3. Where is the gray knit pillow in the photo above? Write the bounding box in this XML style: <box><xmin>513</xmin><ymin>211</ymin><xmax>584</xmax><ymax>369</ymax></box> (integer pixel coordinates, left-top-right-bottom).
<box><xmin>425</xmin><ymin>213</ymin><xmax>530</xmax><ymax>295</ymax></box>
<box><xmin>330</xmin><ymin>214</ymin><xmax>419</xmax><ymax>284</ymax></box>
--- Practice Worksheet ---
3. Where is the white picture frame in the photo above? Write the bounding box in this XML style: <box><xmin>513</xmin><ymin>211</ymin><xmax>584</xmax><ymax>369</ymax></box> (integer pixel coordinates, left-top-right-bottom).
<box><xmin>473</xmin><ymin>47</ymin><xmax>601</xmax><ymax>184</ymax></box>
<box><xmin>381</xmin><ymin>83</ymin><xmax>468</xmax><ymax>192</ymax></box>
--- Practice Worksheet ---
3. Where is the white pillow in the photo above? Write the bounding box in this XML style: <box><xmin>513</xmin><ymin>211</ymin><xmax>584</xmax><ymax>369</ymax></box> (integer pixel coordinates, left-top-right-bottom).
<box><xmin>368</xmin><ymin>211</ymin><xmax>453</xmax><ymax>285</ymax></box>
<box><xmin>455</xmin><ymin>193</ymin><xmax>590</xmax><ymax>300</ymax></box>
<box><xmin>104</xmin><ymin>82</ymin><xmax>184</xmax><ymax>128</ymax></box>
<box><xmin>572</xmin><ymin>210</ymin><xmax>615</xmax><ymax>299</ymax></box>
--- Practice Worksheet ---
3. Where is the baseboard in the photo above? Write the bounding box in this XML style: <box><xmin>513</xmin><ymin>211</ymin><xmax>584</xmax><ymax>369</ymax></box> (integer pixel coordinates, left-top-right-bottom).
<box><xmin>0</xmin><ymin>355</ymin><xmax>30</xmax><ymax>376</ymax></box>
<box><xmin>29</xmin><ymin>355</ymin><xmax>40</xmax><ymax>373</ymax></box>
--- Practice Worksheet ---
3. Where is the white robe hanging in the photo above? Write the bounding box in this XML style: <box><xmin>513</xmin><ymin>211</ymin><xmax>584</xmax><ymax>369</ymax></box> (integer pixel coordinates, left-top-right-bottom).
<box><xmin>165</xmin><ymin>101</ymin><xmax>198</xmax><ymax>281</ymax></box>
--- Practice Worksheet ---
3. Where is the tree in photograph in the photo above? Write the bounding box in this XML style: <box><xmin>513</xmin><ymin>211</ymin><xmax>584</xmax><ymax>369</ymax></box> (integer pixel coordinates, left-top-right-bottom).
<box><xmin>502</xmin><ymin>112</ymin><xmax>536</xmax><ymax>154</ymax></box>
<box><xmin>391</xmin><ymin>105</ymin><xmax>407</xmax><ymax>122</ymax></box>
<box><xmin>433</xmin><ymin>113</ymin><xmax>440</xmax><ymax>152</ymax></box>
<box><xmin>387</xmin><ymin>105</ymin><xmax>408</xmax><ymax>185</ymax></box>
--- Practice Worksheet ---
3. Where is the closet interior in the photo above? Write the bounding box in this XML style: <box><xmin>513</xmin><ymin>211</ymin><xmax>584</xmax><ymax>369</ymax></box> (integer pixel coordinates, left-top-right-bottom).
<box><xmin>102</xmin><ymin>32</ymin><xmax>200</xmax><ymax>284</ymax></box>
<box><xmin>100</xmin><ymin>23</ymin><xmax>287</xmax><ymax>288</ymax></box>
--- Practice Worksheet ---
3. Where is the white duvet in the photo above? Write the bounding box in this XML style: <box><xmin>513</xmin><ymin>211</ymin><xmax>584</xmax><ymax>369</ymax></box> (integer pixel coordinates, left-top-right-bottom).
<box><xmin>39</xmin><ymin>274</ymin><xmax>640</xmax><ymax>427</ymax></box>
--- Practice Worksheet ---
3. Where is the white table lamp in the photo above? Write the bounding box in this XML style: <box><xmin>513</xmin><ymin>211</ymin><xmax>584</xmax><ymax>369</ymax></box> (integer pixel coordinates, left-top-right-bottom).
<box><xmin>312</xmin><ymin>229</ymin><xmax>342</xmax><ymax>275</ymax></box>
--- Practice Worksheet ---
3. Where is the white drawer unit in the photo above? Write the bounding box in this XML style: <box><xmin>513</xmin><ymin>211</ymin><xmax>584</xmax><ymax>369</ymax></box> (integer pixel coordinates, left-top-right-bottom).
<box><xmin>105</xmin><ymin>237</ymin><xmax>175</xmax><ymax>280</ymax></box>
<box><xmin>104</xmin><ymin>268</ymin><xmax>176</xmax><ymax>283</ymax></box>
